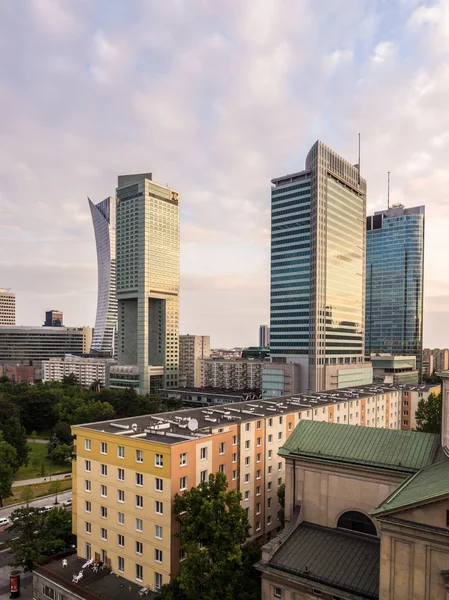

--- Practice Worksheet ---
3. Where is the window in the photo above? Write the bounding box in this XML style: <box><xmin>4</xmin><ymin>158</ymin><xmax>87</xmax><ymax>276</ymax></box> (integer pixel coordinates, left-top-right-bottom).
<box><xmin>155</xmin><ymin>477</ymin><xmax>163</xmax><ymax>492</ymax></box>
<box><xmin>136</xmin><ymin>473</ymin><xmax>143</xmax><ymax>486</ymax></box>
<box><xmin>245</xmin><ymin>457</ymin><xmax>250</xmax><ymax>466</ymax></box>
<box><xmin>85</xmin><ymin>500</ymin><xmax>91</xmax><ymax>513</ymax></box>
<box><xmin>245</xmin><ymin>440</ymin><xmax>250</xmax><ymax>450</ymax></box>
<box><xmin>85</xmin><ymin>439</ymin><xmax>91</xmax><ymax>451</ymax></box>
<box><xmin>101</xmin><ymin>464</ymin><xmax>107</xmax><ymax>477</ymax></box>
<box><xmin>101</xmin><ymin>506</ymin><xmax>108</xmax><ymax>519</ymax></box>
<box><xmin>180</xmin><ymin>549</ymin><xmax>187</xmax><ymax>561</ymax></box>
<box><xmin>136</xmin><ymin>449</ymin><xmax>143</xmax><ymax>463</ymax></box>
<box><xmin>278</xmin><ymin>462</ymin><xmax>282</xmax><ymax>471</ymax></box>
<box><xmin>136</xmin><ymin>495</ymin><xmax>143</xmax><ymax>509</ymax></box>
<box><xmin>278</xmin><ymin>477</ymin><xmax>282</xmax><ymax>486</ymax></box>
<box><xmin>245</xmin><ymin>507</ymin><xmax>249</xmax><ymax>518</ymax></box>
<box><xmin>244</xmin><ymin>473</ymin><xmax>250</xmax><ymax>483</ymax></box>
<box><xmin>118</xmin><ymin>512</ymin><xmax>124</xmax><ymax>525</ymax></box>
<box><xmin>136</xmin><ymin>564</ymin><xmax>143</xmax><ymax>582</ymax></box>
<box><xmin>155</xmin><ymin>453</ymin><xmax>163</xmax><ymax>467</ymax></box>
<box><xmin>268</xmin><ymin>449</ymin><xmax>272</xmax><ymax>459</ymax></box>
<box><xmin>256</xmin><ymin>502</ymin><xmax>261</xmax><ymax>514</ymax></box>
<box><xmin>117</xmin><ymin>534</ymin><xmax>125</xmax><ymax>547</ymax></box>
<box><xmin>268</xmin><ymin>435</ymin><xmax>273</xmax><ymax>444</ymax></box>
<box><xmin>278</xmin><ymin>432</ymin><xmax>283</xmax><ymax>440</ymax></box>
<box><xmin>219</xmin><ymin>464</ymin><xmax>226</xmax><ymax>473</ymax></box>
<box><xmin>180</xmin><ymin>476</ymin><xmax>188</xmax><ymax>490</ymax></box>
<box><xmin>256</xmin><ymin>469</ymin><xmax>261</xmax><ymax>479</ymax></box>
<box><xmin>85</xmin><ymin>460</ymin><xmax>91</xmax><ymax>472</ymax></box>
<box><xmin>200</xmin><ymin>470</ymin><xmax>208</xmax><ymax>482</ymax></box>
<box><xmin>257</xmin><ymin>437</ymin><xmax>261</xmax><ymax>446</ymax></box>
<box><xmin>257</xmin><ymin>420</ymin><xmax>261</xmax><ymax>429</ymax></box>
<box><xmin>232</xmin><ymin>435</ymin><xmax>237</xmax><ymax>445</ymax></box>
<box><xmin>118</xmin><ymin>468</ymin><xmax>124</xmax><ymax>481</ymax></box>
<box><xmin>100</xmin><ymin>484</ymin><xmax>107</xmax><ymax>498</ymax></box>
<box><xmin>155</xmin><ymin>500</ymin><xmax>163</xmax><ymax>515</ymax></box>
<box><xmin>244</xmin><ymin>490</ymin><xmax>250</xmax><ymax>500</ymax></box>
<box><xmin>155</xmin><ymin>549</ymin><xmax>163</xmax><ymax>563</ymax></box>
<box><xmin>85</xmin><ymin>522</ymin><xmax>91</xmax><ymax>534</ymax></box>
<box><xmin>312</xmin><ymin>591</ymin><xmax>322</xmax><ymax>597</ymax></box>
<box><xmin>118</xmin><ymin>557</ymin><xmax>124</xmax><ymax>573</ymax></box>
<box><xmin>279</xmin><ymin>416</ymin><xmax>283</xmax><ymax>425</ymax></box>
<box><xmin>257</xmin><ymin>453</ymin><xmax>261</xmax><ymax>463</ymax></box>
<box><xmin>268</xmin><ymin>466</ymin><xmax>272</xmax><ymax>475</ymax></box>
<box><xmin>155</xmin><ymin>573</ymin><xmax>163</xmax><ymax>591</ymax></box>
<box><xmin>42</xmin><ymin>585</ymin><xmax>55</xmax><ymax>599</ymax></box>
<box><xmin>274</xmin><ymin>588</ymin><xmax>282</xmax><ymax>598</ymax></box>
<box><xmin>403</xmin><ymin>420</ymin><xmax>409</xmax><ymax>426</ymax></box>
<box><xmin>403</xmin><ymin>410</ymin><xmax>409</xmax><ymax>416</ymax></box>
<box><xmin>267</xmin><ymin>516</ymin><xmax>272</xmax><ymax>525</ymax></box>
<box><xmin>267</xmin><ymin>482</ymin><xmax>272</xmax><ymax>491</ymax></box>
<box><xmin>337</xmin><ymin>511</ymin><xmax>377</xmax><ymax>536</ymax></box>
<box><xmin>85</xmin><ymin>480</ymin><xmax>91</xmax><ymax>492</ymax></box>
<box><xmin>200</xmin><ymin>447</ymin><xmax>207</xmax><ymax>460</ymax></box>
<box><xmin>136</xmin><ymin>541</ymin><xmax>143</xmax><ymax>555</ymax></box>
<box><xmin>155</xmin><ymin>524</ymin><xmax>163</xmax><ymax>539</ymax></box>
<box><xmin>232</xmin><ymin>470</ymin><xmax>237</xmax><ymax>480</ymax></box>
<box><xmin>117</xmin><ymin>490</ymin><xmax>125</xmax><ymax>503</ymax></box>
<box><xmin>219</xmin><ymin>442</ymin><xmax>226</xmax><ymax>454</ymax></box>
<box><xmin>117</xmin><ymin>445</ymin><xmax>124</xmax><ymax>458</ymax></box>
<box><xmin>256</xmin><ymin>486</ymin><xmax>261</xmax><ymax>496</ymax></box>
<box><xmin>245</xmin><ymin>422</ymin><xmax>251</xmax><ymax>432</ymax></box>
<box><xmin>268</xmin><ymin>498</ymin><xmax>272</xmax><ymax>508</ymax></box>
<box><xmin>288</xmin><ymin>422</ymin><xmax>292</xmax><ymax>431</ymax></box>
<box><xmin>100</xmin><ymin>442</ymin><xmax>107</xmax><ymax>455</ymax></box>
<box><xmin>180</xmin><ymin>452</ymin><xmax>188</xmax><ymax>466</ymax></box>
<box><xmin>101</xmin><ymin>528</ymin><xmax>107</xmax><ymax>541</ymax></box>
<box><xmin>268</xmin><ymin>418</ymin><xmax>273</xmax><ymax>426</ymax></box>
<box><xmin>256</xmin><ymin>521</ymin><xmax>261</xmax><ymax>532</ymax></box>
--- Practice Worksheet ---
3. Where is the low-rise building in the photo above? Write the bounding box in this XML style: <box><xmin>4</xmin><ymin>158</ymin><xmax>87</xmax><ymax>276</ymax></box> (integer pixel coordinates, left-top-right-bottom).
<box><xmin>42</xmin><ymin>356</ymin><xmax>115</xmax><ymax>387</ymax></box>
<box><xmin>0</xmin><ymin>363</ymin><xmax>39</xmax><ymax>383</ymax></box>
<box><xmin>199</xmin><ymin>358</ymin><xmax>263</xmax><ymax>391</ymax></box>
<box><xmin>0</xmin><ymin>326</ymin><xmax>92</xmax><ymax>362</ymax></box>
<box><xmin>161</xmin><ymin>387</ymin><xmax>262</xmax><ymax>407</ymax></box>
<box><xmin>242</xmin><ymin>346</ymin><xmax>270</xmax><ymax>361</ymax></box>
<box><xmin>371</xmin><ymin>354</ymin><xmax>419</xmax><ymax>384</ymax></box>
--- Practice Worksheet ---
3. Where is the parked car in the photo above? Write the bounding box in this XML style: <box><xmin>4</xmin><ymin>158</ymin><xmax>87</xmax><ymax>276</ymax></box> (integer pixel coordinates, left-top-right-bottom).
<box><xmin>0</xmin><ymin>517</ymin><xmax>10</xmax><ymax>527</ymax></box>
<box><xmin>63</xmin><ymin>499</ymin><xmax>72</xmax><ymax>507</ymax></box>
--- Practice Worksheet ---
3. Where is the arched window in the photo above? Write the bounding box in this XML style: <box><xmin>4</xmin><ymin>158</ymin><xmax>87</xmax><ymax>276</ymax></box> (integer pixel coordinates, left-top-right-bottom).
<box><xmin>337</xmin><ymin>511</ymin><xmax>377</xmax><ymax>536</ymax></box>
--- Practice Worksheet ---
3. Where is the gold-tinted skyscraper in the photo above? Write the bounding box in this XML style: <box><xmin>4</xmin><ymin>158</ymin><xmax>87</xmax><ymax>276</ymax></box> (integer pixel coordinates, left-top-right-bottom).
<box><xmin>115</xmin><ymin>173</ymin><xmax>179</xmax><ymax>394</ymax></box>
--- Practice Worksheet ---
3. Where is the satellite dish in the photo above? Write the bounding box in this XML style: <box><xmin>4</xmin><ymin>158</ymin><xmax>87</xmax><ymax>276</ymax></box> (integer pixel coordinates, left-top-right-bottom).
<box><xmin>188</xmin><ymin>418</ymin><xmax>199</xmax><ymax>432</ymax></box>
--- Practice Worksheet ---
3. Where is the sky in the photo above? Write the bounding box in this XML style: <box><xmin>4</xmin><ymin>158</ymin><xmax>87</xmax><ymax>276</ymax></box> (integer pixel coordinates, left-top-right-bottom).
<box><xmin>1</xmin><ymin>0</ymin><xmax>449</xmax><ymax>348</ymax></box>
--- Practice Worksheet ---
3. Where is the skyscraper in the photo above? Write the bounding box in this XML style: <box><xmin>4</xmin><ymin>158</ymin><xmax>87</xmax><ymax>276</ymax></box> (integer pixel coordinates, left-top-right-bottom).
<box><xmin>270</xmin><ymin>140</ymin><xmax>368</xmax><ymax>392</ymax></box>
<box><xmin>259</xmin><ymin>324</ymin><xmax>270</xmax><ymax>347</ymax></box>
<box><xmin>116</xmin><ymin>173</ymin><xmax>180</xmax><ymax>394</ymax></box>
<box><xmin>0</xmin><ymin>288</ymin><xmax>15</xmax><ymax>326</ymax></box>
<box><xmin>89</xmin><ymin>196</ymin><xmax>117</xmax><ymax>357</ymax></box>
<box><xmin>366</xmin><ymin>205</ymin><xmax>425</xmax><ymax>373</ymax></box>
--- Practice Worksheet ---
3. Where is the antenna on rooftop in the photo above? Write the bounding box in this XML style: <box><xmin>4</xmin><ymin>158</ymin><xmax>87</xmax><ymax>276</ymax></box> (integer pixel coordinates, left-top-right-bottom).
<box><xmin>387</xmin><ymin>171</ymin><xmax>390</xmax><ymax>209</ymax></box>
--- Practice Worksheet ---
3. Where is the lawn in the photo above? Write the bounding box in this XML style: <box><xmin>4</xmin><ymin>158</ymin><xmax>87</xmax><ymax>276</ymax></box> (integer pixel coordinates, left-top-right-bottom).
<box><xmin>15</xmin><ymin>442</ymin><xmax>72</xmax><ymax>481</ymax></box>
<box><xmin>4</xmin><ymin>479</ymin><xmax>72</xmax><ymax>507</ymax></box>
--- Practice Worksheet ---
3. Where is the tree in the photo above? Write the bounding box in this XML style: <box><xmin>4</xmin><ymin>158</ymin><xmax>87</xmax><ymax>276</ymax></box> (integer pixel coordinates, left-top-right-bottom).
<box><xmin>50</xmin><ymin>443</ymin><xmax>72</xmax><ymax>464</ymax></box>
<box><xmin>50</xmin><ymin>422</ymin><xmax>72</xmax><ymax>446</ymax></box>
<box><xmin>20</xmin><ymin>486</ymin><xmax>34</xmax><ymax>507</ymax></box>
<box><xmin>0</xmin><ymin>375</ymin><xmax>9</xmax><ymax>383</ymax></box>
<box><xmin>171</xmin><ymin>472</ymin><xmax>250</xmax><ymax>599</ymax></box>
<box><xmin>0</xmin><ymin>433</ymin><xmax>18</xmax><ymax>507</ymax></box>
<box><xmin>30</xmin><ymin>430</ymin><xmax>37</xmax><ymax>442</ymax></box>
<box><xmin>0</xmin><ymin>400</ymin><xmax>29</xmax><ymax>468</ymax></box>
<box><xmin>277</xmin><ymin>483</ymin><xmax>285</xmax><ymax>527</ymax></box>
<box><xmin>49</xmin><ymin>479</ymin><xmax>62</xmax><ymax>504</ymax></box>
<box><xmin>62</xmin><ymin>373</ymin><xmax>78</xmax><ymax>386</ymax></box>
<box><xmin>9</xmin><ymin>507</ymin><xmax>46</xmax><ymax>570</ymax></box>
<box><xmin>415</xmin><ymin>392</ymin><xmax>442</xmax><ymax>433</ymax></box>
<box><xmin>422</xmin><ymin>371</ymin><xmax>442</xmax><ymax>385</ymax></box>
<box><xmin>40</xmin><ymin>507</ymin><xmax>75</xmax><ymax>555</ymax></box>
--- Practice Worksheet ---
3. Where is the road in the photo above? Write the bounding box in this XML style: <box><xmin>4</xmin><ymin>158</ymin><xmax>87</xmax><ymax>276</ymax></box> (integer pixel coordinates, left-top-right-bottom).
<box><xmin>0</xmin><ymin>490</ymin><xmax>72</xmax><ymax>521</ymax></box>
<box><xmin>12</xmin><ymin>472</ymin><xmax>71</xmax><ymax>487</ymax></box>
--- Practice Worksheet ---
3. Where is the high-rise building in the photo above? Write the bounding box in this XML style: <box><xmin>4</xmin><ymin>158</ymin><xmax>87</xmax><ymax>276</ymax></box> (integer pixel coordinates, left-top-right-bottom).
<box><xmin>0</xmin><ymin>288</ymin><xmax>15</xmax><ymax>326</ymax></box>
<box><xmin>0</xmin><ymin>326</ymin><xmax>92</xmax><ymax>361</ymax></box>
<box><xmin>270</xmin><ymin>140</ymin><xmax>367</xmax><ymax>392</ymax></box>
<box><xmin>44</xmin><ymin>310</ymin><xmax>63</xmax><ymax>327</ymax></box>
<box><xmin>89</xmin><ymin>197</ymin><xmax>117</xmax><ymax>357</ymax></box>
<box><xmin>116</xmin><ymin>173</ymin><xmax>180</xmax><ymax>394</ymax></box>
<box><xmin>179</xmin><ymin>335</ymin><xmax>210</xmax><ymax>387</ymax></box>
<box><xmin>259</xmin><ymin>325</ymin><xmax>270</xmax><ymax>347</ymax></box>
<box><xmin>423</xmin><ymin>348</ymin><xmax>448</xmax><ymax>374</ymax></box>
<box><xmin>366</xmin><ymin>205</ymin><xmax>425</xmax><ymax>374</ymax></box>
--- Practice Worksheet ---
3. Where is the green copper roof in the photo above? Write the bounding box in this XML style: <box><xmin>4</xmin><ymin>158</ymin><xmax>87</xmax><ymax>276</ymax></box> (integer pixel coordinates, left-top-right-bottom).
<box><xmin>372</xmin><ymin>458</ymin><xmax>449</xmax><ymax>515</ymax></box>
<box><xmin>279</xmin><ymin>420</ymin><xmax>439</xmax><ymax>473</ymax></box>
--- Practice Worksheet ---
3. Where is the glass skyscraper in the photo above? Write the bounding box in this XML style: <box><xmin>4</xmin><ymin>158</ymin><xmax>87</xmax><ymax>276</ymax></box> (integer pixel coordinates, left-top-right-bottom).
<box><xmin>89</xmin><ymin>196</ymin><xmax>117</xmax><ymax>357</ymax></box>
<box><xmin>365</xmin><ymin>205</ymin><xmax>425</xmax><ymax>373</ymax></box>
<box><xmin>270</xmin><ymin>141</ymin><xmax>367</xmax><ymax>392</ymax></box>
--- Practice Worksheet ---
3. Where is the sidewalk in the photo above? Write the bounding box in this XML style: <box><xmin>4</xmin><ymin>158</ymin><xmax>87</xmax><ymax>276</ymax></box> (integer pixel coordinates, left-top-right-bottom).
<box><xmin>12</xmin><ymin>472</ymin><xmax>71</xmax><ymax>488</ymax></box>
<box><xmin>26</xmin><ymin>438</ymin><xmax>48</xmax><ymax>444</ymax></box>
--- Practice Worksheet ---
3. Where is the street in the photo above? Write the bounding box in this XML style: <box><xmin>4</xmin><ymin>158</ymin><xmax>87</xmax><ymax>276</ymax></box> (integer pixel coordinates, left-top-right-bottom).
<box><xmin>0</xmin><ymin>490</ymin><xmax>72</xmax><ymax>521</ymax></box>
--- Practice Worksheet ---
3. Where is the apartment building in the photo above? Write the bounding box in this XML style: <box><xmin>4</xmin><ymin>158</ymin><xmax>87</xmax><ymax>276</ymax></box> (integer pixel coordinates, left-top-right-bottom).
<box><xmin>42</xmin><ymin>356</ymin><xmax>115</xmax><ymax>387</ymax></box>
<box><xmin>199</xmin><ymin>359</ymin><xmax>263</xmax><ymax>390</ymax></box>
<box><xmin>0</xmin><ymin>288</ymin><xmax>15</xmax><ymax>326</ymax></box>
<box><xmin>179</xmin><ymin>335</ymin><xmax>210</xmax><ymax>387</ymax></box>
<box><xmin>423</xmin><ymin>347</ymin><xmax>449</xmax><ymax>373</ymax></box>
<box><xmin>71</xmin><ymin>382</ymin><xmax>438</xmax><ymax>592</ymax></box>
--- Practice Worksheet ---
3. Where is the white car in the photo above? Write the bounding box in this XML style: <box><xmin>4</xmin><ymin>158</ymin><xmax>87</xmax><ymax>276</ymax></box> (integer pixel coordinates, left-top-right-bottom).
<box><xmin>63</xmin><ymin>499</ymin><xmax>72</xmax><ymax>507</ymax></box>
<box><xmin>0</xmin><ymin>517</ymin><xmax>10</xmax><ymax>527</ymax></box>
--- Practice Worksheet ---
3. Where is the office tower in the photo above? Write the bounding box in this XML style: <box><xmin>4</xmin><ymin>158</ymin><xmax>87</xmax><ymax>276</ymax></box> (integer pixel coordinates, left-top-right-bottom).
<box><xmin>89</xmin><ymin>197</ymin><xmax>117</xmax><ymax>357</ymax></box>
<box><xmin>366</xmin><ymin>205</ymin><xmax>425</xmax><ymax>374</ymax></box>
<box><xmin>0</xmin><ymin>288</ymin><xmax>15</xmax><ymax>326</ymax></box>
<box><xmin>423</xmin><ymin>348</ymin><xmax>448</xmax><ymax>374</ymax></box>
<box><xmin>259</xmin><ymin>325</ymin><xmax>270</xmax><ymax>347</ymax></box>
<box><xmin>44</xmin><ymin>310</ymin><xmax>63</xmax><ymax>327</ymax></box>
<box><xmin>179</xmin><ymin>335</ymin><xmax>210</xmax><ymax>387</ymax></box>
<box><xmin>0</xmin><ymin>326</ymin><xmax>92</xmax><ymax>360</ymax></box>
<box><xmin>116</xmin><ymin>173</ymin><xmax>180</xmax><ymax>394</ymax></box>
<box><xmin>270</xmin><ymin>140</ymin><xmax>368</xmax><ymax>392</ymax></box>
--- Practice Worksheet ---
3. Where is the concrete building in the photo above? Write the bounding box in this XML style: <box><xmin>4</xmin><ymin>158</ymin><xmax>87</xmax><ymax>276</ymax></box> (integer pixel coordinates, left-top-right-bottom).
<box><xmin>199</xmin><ymin>358</ymin><xmax>263</xmax><ymax>391</ymax></box>
<box><xmin>179</xmin><ymin>335</ymin><xmax>210</xmax><ymax>387</ymax></box>
<box><xmin>366</xmin><ymin>205</ymin><xmax>425</xmax><ymax>374</ymax></box>
<box><xmin>242</xmin><ymin>346</ymin><xmax>270</xmax><ymax>361</ymax></box>
<box><xmin>0</xmin><ymin>326</ymin><xmax>92</xmax><ymax>362</ymax></box>
<box><xmin>44</xmin><ymin>310</ymin><xmax>63</xmax><ymax>327</ymax></box>
<box><xmin>0</xmin><ymin>363</ymin><xmax>39</xmax><ymax>383</ymax></box>
<box><xmin>259</xmin><ymin>325</ymin><xmax>270</xmax><ymax>347</ymax></box>
<box><xmin>424</xmin><ymin>347</ymin><xmax>449</xmax><ymax>374</ymax></box>
<box><xmin>422</xmin><ymin>350</ymin><xmax>434</xmax><ymax>377</ymax></box>
<box><xmin>0</xmin><ymin>288</ymin><xmax>15</xmax><ymax>326</ymax></box>
<box><xmin>262</xmin><ymin>363</ymin><xmax>301</xmax><ymax>398</ymax></box>
<box><xmin>116</xmin><ymin>173</ymin><xmax>180</xmax><ymax>394</ymax></box>
<box><xmin>161</xmin><ymin>387</ymin><xmax>262</xmax><ymax>407</ymax></box>
<box><xmin>42</xmin><ymin>356</ymin><xmax>115</xmax><ymax>387</ymax></box>
<box><xmin>270</xmin><ymin>141</ymin><xmax>367</xmax><ymax>392</ymax></box>
<box><xmin>371</xmin><ymin>354</ymin><xmax>419</xmax><ymax>384</ymax></box>
<box><xmin>89</xmin><ymin>196</ymin><xmax>118</xmax><ymax>357</ymax></box>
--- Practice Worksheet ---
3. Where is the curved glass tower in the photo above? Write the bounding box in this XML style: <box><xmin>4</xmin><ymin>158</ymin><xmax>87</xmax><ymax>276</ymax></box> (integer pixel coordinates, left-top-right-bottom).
<box><xmin>89</xmin><ymin>196</ymin><xmax>117</xmax><ymax>357</ymax></box>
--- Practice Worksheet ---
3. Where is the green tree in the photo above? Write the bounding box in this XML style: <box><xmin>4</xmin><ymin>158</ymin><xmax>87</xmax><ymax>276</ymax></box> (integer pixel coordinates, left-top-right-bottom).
<box><xmin>30</xmin><ymin>430</ymin><xmax>37</xmax><ymax>442</ymax></box>
<box><xmin>62</xmin><ymin>373</ymin><xmax>78</xmax><ymax>386</ymax></box>
<box><xmin>20</xmin><ymin>486</ymin><xmax>34</xmax><ymax>507</ymax></box>
<box><xmin>422</xmin><ymin>371</ymin><xmax>442</xmax><ymax>385</ymax></box>
<box><xmin>9</xmin><ymin>507</ymin><xmax>45</xmax><ymax>570</ymax></box>
<box><xmin>416</xmin><ymin>392</ymin><xmax>442</xmax><ymax>433</ymax></box>
<box><xmin>277</xmin><ymin>483</ymin><xmax>285</xmax><ymax>527</ymax></box>
<box><xmin>50</xmin><ymin>443</ymin><xmax>72</xmax><ymax>464</ymax></box>
<box><xmin>0</xmin><ymin>433</ymin><xmax>18</xmax><ymax>507</ymax></box>
<box><xmin>171</xmin><ymin>472</ymin><xmax>250</xmax><ymax>599</ymax></box>
<box><xmin>40</xmin><ymin>507</ymin><xmax>75</xmax><ymax>555</ymax></box>
<box><xmin>0</xmin><ymin>375</ymin><xmax>9</xmax><ymax>383</ymax></box>
<box><xmin>50</xmin><ymin>422</ymin><xmax>72</xmax><ymax>445</ymax></box>
<box><xmin>49</xmin><ymin>479</ymin><xmax>62</xmax><ymax>504</ymax></box>
<box><xmin>0</xmin><ymin>400</ymin><xmax>29</xmax><ymax>468</ymax></box>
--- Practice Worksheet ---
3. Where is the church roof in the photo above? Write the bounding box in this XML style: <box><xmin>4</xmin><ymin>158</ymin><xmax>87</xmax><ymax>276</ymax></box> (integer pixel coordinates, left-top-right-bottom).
<box><xmin>279</xmin><ymin>420</ymin><xmax>439</xmax><ymax>474</ymax></box>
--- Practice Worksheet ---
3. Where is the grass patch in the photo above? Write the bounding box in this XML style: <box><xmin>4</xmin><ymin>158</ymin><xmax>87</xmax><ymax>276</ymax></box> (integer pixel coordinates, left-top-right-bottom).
<box><xmin>5</xmin><ymin>479</ymin><xmax>72</xmax><ymax>507</ymax></box>
<box><xmin>15</xmin><ymin>442</ymin><xmax>71</xmax><ymax>481</ymax></box>
<box><xmin>28</xmin><ymin>431</ymin><xmax>51</xmax><ymax>441</ymax></box>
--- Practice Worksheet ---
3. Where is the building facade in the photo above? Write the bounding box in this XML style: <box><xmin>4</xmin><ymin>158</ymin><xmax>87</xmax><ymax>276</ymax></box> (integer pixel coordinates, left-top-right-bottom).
<box><xmin>259</xmin><ymin>325</ymin><xmax>270</xmax><ymax>347</ymax></box>
<box><xmin>0</xmin><ymin>363</ymin><xmax>39</xmax><ymax>383</ymax></box>
<box><xmin>199</xmin><ymin>359</ymin><xmax>263</xmax><ymax>391</ymax></box>
<box><xmin>0</xmin><ymin>326</ymin><xmax>92</xmax><ymax>362</ymax></box>
<box><xmin>42</xmin><ymin>356</ymin><xmax>115</xmax><ymax>387</ymax></box>
<box><xmin>366</xmin><ymin>205</ymin><xmax>425</xmax><ymax>375</ymax></box>
<box><xmin>262</xmin><ymin>363</ymin><xmax>301</xmax><ymax>398</ymax></box>
<box><xmin>44</xmin><ymin>310</ymin><xmax>63</xmax><ymax>327</ymax></box>
<box><xmin>0</xmin><ymin>288</ymin><xmax>15</xmax><ymax>326</ymax></box>
<box><xmin>116</xmin><ymin>174</ymin><xmax>180</xmax><ymax>394</ymax></box>
<box><xmin>371</xmin><ymin>354</ymin><xmax>419</xmax><ymax>384</ymax></box>
<box><xmin>423</xmin><ymin>347</ymin><xmax>448</xmax><ymax>374</ymax></box>
<box><xmin>89</xmin><ymin>196</ymin><xmax>117</xmax><ymax>357</ymax></box>
<box><xmin>179</xmin><ymin>335</ymin><xmax>210</xmax><ymax>387</ymax></box>
<box><xmin>270</xmin><ymin>141</ymin><xmax>367</xmax><ymax>392</ymax></box>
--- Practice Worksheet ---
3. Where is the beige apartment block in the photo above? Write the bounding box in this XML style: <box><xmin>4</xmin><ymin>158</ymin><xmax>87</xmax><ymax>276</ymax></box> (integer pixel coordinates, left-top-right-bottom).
<box><xmin>179</xmin><ymin>335</ymin><xmax>210</xmax><ymax>387</ymax></box>
<box><xmin>42</xmin><ymin>356</ymin><xmax>115</xmax><ymax>387</ymax></box>
<box><xmin>0</xmin><ymin>288</ymin><xmax>15</xmax><ymax>325</ymax></box>
<box><xmin>423</xmin><ymin>347</ymin><xmax>449</xmax><ymax>373</ymax></box>
<box><xmin>199</xmin><ymin>358</ymin><xmax>264</xmax><ymax>390</ymax></box>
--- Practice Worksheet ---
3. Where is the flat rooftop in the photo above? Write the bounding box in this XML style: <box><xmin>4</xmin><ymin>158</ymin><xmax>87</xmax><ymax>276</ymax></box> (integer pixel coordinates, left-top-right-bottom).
<box><xmin>75</xmin><ymin>382</ymin><xmax>439</xmax><ymax>446</ymax></box>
